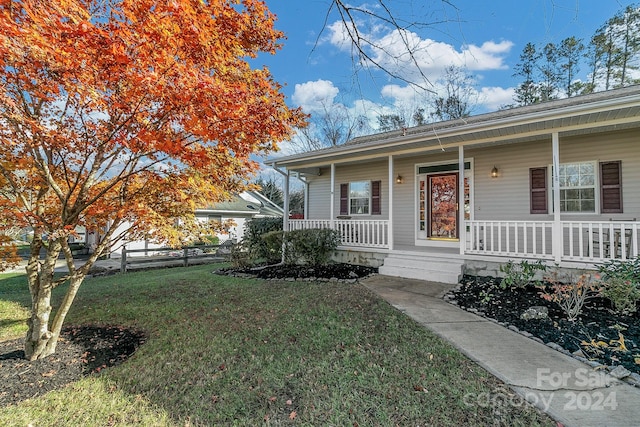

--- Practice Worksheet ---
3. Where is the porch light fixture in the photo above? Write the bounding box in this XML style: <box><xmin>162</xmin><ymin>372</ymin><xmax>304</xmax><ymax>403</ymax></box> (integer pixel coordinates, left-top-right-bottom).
<box><xmin>396</xmin><ymin>174</ymin><xmax>403</xmax><ymax>184</ymax></box>
<box><xmin>491</xmin><ymin>166</ymin><xmax>499</xmax><ymax>178</ymax></box>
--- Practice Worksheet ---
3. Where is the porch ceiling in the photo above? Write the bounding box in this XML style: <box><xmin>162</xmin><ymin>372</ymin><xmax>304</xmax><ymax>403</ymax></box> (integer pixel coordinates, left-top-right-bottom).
<box><xmin>267</xmin><ymin>86</ymin><xmax>640</xmax><ymax>173</ymax></box>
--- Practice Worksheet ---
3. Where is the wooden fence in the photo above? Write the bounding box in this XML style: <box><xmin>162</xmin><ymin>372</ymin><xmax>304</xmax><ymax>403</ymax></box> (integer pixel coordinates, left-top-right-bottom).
<box><xmin>120</xmin><ymin>243</ymin><xmax>232</xmax><ymax>273</ymax></box>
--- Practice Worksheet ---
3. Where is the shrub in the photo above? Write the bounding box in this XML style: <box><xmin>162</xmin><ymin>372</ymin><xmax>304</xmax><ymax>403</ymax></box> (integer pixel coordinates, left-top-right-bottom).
<box><xmin>243</xmin><ymin>217</ymin><xmax>283</xmax><ymax>261</ymax></box>
<box><xmin>596</xmin><ymin>257</ymin><xmax>640</xmax><ymax>315</ymax></box>
<box><xmin>538</xmin><ymin>269</ymin><xmax>601</xmax><ymax>321</ymax></box>
<box><xmin>597</xmin><ymin>256</ymin><xmax>640</xmax><ymax>283</ymax></box>
<box><xmin>261</xmin><ymin>230</ymin><xmax>284</xmax><ymax>264</ymax></box>
<box><xmin>229</xmin><ymin>241</ymin><xmax>251</xmax><ymax>269</ymax></box>
<box><xmin>285</xmin><ymin>228</ymin><xmax>341</xmax><ymax>267</ymax></box>
<box><xmin>499</xmin><ymin>259</ymin><xmax>547</xmax><ymax>289</ymax></box>
<box><xmin>599</xmin><ymin>277</ymin><xmax>640</xmax><ymax>315</ymax></box>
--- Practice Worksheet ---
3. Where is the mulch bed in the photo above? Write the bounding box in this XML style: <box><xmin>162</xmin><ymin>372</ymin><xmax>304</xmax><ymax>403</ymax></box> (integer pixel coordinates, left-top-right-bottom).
<box><xmin>447</xmin><ymin>275</ymin><xmax>640</xmax><ymax>375</ymax></box>
<box><xmin>216</xmin><ymin>262</ymin><xmax>378</xmax><ymax>280</ymax></box>
<box><xmin>0</xmin><ymin>326</ymin><xmax>146</xmax><ymax>406</ymax></box>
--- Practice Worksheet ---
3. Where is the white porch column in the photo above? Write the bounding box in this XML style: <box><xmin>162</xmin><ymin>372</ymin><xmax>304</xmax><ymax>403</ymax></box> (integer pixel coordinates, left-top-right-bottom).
<box><xmin>458</xmin><ymin>145</ymin><xmax>465</xmax><ymax>255</ymax></box>
<box><xmin>283</xmin><ymin>170</ymin><xmax>290</xmax><ymax>233</ymax></box>
<box><xmin>302</xmin><ymin>177</ymin><xmax>309</xmax><ymax>219</ymax></box>
<box><xmin>552</xmin><ymin>132</ymin><xmax>562</xmax><ymax>263</ymax></box>
<box><xmin>388</xmin><ymin>155</ymin><xmax>394</xmax><ymax>250</ymax></box>
<box><xmin>330</xmin><ymin>163</ymin><xmax>336</xmax><ymax>229</ymax></box>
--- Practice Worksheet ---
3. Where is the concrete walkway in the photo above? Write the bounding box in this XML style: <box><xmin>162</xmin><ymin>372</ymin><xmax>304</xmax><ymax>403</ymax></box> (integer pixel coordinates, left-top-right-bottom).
<box><xmin>361</xmin><ymin>275</ymin><xmax>640</xmax><ymax>427</ymax></box>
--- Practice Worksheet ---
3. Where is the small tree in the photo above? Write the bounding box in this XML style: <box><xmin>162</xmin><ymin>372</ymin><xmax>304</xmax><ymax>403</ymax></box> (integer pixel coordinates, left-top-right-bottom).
<box><xmin>431</xmin><ymin>66</ymin><xmax>476</xmax><ymax>121</ymax></box>
<box><xmin>0</xmin><ymin>0</ymin><xmax>304</xmax><ymax>360</ymax></box>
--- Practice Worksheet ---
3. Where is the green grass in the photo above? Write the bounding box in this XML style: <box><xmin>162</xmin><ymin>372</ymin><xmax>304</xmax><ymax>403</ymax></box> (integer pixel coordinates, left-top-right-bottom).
<box><xmin>0</xmin><ymin>265</ymin><xmax>554</xmax><ymax>426</ymax></box>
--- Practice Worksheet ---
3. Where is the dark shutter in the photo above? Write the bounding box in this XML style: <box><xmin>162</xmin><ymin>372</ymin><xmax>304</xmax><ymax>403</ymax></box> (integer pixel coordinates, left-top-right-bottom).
<box><xmin>600</xmin><ymin>161</ymin><xmax>622</xmax><ymax>213</ymax></box>
<box><xmin>371</xmin><ymin>180</ymin><xmax>381</xmax><ymax>215</ymax></box>
<box><xmin>530</xmin><ymin>167</ymin><xmax>548</xmax><ymax>214</ymax></box>
<box><xmin>340</xmin><ymin>183</ymin><xmax>348</xmax><ymax>215</ymax></box>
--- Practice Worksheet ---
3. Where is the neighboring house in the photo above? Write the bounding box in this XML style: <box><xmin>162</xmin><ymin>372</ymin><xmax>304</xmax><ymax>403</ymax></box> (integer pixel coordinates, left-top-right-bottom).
<box><xmin>93</xmin><ymin>191</ymin><xmax>284</xmax><ymax>257</ymax></box>
<box><xmin>266</xmin><ymin>86</ymin><xmax>640</xmax><ymax>283</ymax></box>
<box><xmin>195</xmin><ymin>190</ymin><xmax>285</xmax><ymax>242</ymax></box>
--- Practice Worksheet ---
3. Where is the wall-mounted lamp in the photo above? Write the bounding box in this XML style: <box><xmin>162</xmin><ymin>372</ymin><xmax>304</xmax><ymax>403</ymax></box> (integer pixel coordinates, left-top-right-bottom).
<box><xmin>396</xmin><ymin>174</ymin><xmax>403</xmax><ymax>184</ymax></box>
<box><xmin>491</xmin><ymin>166</ymin><xmax>499</xmax><ymax>178</ymax></box>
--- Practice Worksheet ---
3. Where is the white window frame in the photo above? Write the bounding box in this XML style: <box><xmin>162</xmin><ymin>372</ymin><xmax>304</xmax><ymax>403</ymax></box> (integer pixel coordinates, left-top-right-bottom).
<box><xmin>550</xmin><ymin>160</ymin><xmax>599</xmax><ymax>214</ymax></box>
<box><xmin>349</xmin><ymin>181</ymin><xmax>371</xmax><ymax>216</ymax></box>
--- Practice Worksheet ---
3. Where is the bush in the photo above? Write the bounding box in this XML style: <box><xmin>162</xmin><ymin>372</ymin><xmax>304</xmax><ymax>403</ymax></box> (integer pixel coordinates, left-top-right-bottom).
<box><xmin>229</xmin><ymin>241</ymin><xmax>251</xmax><ymax>269</ymax></box>
<box><xmin>596</xmin><ymin>257</ymin><xmax>640</xmax><ymax>315</ymax></box>
<box><xmin>538</xmin><ymin>269</ymin><xmax>601</xmax><ymax>321</ymax></box>
<box><xmin>499</xmin><ymin>259</ymin><xmax>547</xmax><ymax>289</ymax></box>
<box><xmin>600</xmin><ymin>277</ymin><xmax>640</xmax><ymax>315</ymax></box>
<box><xmin>243</xmin><ymin>217</ymin><xmax>283</xmax><ymax>261</ymax></box>
<box><xmin>199</xmin><ymin>235</ymin><xmax>220</xmax><ymax>246</ymax></box>
<box><xmin>261</xmin><ymin>230</ymin><xmax>284</xmax><ymax>264</ymax></box>
<box><xmin>597</xmin><ymin>257</ymin><xmax>640</xmax><ymax>282</ymax></box>
<box><xmin>285</xmin><ymin>228</ymin><xmax>341</xmax><ymax>267</ymax></box>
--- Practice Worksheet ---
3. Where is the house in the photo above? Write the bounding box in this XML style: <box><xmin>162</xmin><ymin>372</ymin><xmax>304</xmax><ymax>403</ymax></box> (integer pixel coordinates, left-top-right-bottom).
<box><xmin>194</xmin><ymin>190</ymin><xmax>285</xmax><ymax>242</ymax></box>
<box><xmin>94</xmin><ymin>190</ymin><xmax>284</xmax><ymax>257</ymax></box>
<box><xmin>266</xmin><ymin>86</ymin><xmax>640</xmax><ymax>283</ymax></box>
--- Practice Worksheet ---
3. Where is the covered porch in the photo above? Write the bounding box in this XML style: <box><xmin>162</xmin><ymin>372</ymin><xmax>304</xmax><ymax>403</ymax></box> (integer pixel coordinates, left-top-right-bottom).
<box><xmin>267</xmin><ymin>87</ymin><xmax>640</xmax><ymax>275</ymax></box>
<box><xmin>287</xmin><ymin>217</ymin><xmax>640</xmax><ymax>265</ymax></box>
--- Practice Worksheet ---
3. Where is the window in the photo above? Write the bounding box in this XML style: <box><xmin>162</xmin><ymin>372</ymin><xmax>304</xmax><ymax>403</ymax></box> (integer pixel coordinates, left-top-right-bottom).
<box><xmin>340</xmin><ymin>181</ymin><xmax>381</xmax><ymax>215</ymax></box>
<box><xmin>349</xmin><ymin>181</ymin><xmax>370</xmax><ymax>214</ymax></box>
<box><xmin>530</xmin><ymin>161</ymin><xmax>623</xmax><ymax>214</ymax></box>
<box><xmin>558</xmin><ymin>162</ymin><xmax>596</xmax><ymax>212</ymax></box>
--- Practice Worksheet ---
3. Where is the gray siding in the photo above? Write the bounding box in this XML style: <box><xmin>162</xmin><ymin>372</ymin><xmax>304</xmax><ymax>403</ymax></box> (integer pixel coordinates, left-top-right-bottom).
<box><xmin>469</xmin><ymin>128</ymin><xmax>639</xmax><ymax>222</ymax></box>
<box><xmin>306</xmin><ymin>161</ymin><xmax>389</xmax><ymax>220</ymax></box>
<box><xmin>303</xmin><ymin>128</ymin><xmax>639</xmax><ymax>247</ymax></box>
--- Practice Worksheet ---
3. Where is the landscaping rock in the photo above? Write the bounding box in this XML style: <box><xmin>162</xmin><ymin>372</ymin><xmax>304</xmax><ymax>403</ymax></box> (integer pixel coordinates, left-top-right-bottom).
<box><xmin>520</xmin><ymin>306</ymin><xmax>549</xmax><ymax>320</ymax></box>
<box><xmin>609</xmin><ymin>365</ymin><xmax>632</xmax><ymax>380</ymax></box>
<box><xmin>628</xmin><ymin>373</ymin><xmax>640</xmax><ymax>386</ymax></box>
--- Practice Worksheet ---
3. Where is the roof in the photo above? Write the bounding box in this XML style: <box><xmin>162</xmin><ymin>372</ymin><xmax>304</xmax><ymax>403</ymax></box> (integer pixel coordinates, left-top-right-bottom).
<box><xmin>196</xmin><ymin>191</ymin><xmax>283</xmax><ymax>217</ymax></box>
<box><xmin>266</xmin><ymin>85</ymin><xmax>640</xmax><ymax>171</ymax></box>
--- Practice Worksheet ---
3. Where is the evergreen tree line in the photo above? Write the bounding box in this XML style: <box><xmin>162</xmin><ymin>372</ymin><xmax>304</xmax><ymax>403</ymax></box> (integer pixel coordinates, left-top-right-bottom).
<box><xmin>511</xmin><ymin>4</ymin><xmax>640</xmax><ymax>106</ymax></box>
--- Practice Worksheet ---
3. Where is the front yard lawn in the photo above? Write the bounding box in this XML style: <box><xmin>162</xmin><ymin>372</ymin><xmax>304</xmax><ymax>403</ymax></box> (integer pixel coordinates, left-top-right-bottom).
<box><xmin>0</xmin><ymin>265</ymin><xmax>553</xmax><ymax>426</ymax></box>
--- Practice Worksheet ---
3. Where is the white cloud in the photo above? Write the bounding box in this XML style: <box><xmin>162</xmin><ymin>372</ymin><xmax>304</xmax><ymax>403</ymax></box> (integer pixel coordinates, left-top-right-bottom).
<box><xmin>479</xmin><ymin>86</ymin><xmax>515</xmax><ymax>111</ymax></box>
<box><xmin>380</xmin><ymin>84</ymin><xmax>422</xmax><ymax>105</ymax></box>
<box><xmin>368</xmin><ymin>29</ymin><xmax>513</xmax><ymax>82</ymax></box>
<box><xmin>291</xmin><ymin>80</ymin><xmax>340</xmax><ymax>113</ymax></box>
<box><xmin>324</xmin><ymin>17</ymin><xmax>514</xmax><ymax>85</ymax></box>
<box><xmin>463</xmin><ymin>41</ymin><xmax>514</xmax><ymax>70</ymax></box>
<box><xmin>325</xmin><ymin>21</ymin><xmax>354</xmax><ymax>52</ymax></box>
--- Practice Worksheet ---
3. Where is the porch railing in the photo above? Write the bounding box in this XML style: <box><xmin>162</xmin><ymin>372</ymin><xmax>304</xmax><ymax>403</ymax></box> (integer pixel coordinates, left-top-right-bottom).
<box><xmin>466</xmin><ymin>221</ymin><xmax>554</xmax><ymax>260</ymax></box>
<box><xmin>562</xmin><ymin>221</ymin><xmax>639</xmax><ymax>262</ymax></box>
<box><xmin>288</xmin><ymin>219</ymin><xmax>389</xmax><ymax>249</ymax></box>
<box><xmin>466</xmin><ymin>220</ymin><xmax>640</xmax><ymax>263</ymax></box>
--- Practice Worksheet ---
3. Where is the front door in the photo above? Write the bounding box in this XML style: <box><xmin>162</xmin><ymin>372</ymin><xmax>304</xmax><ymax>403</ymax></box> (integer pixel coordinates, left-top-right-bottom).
<box><xmin>418</xmin><ymin>172</ymin><xmax>459</xmax><ymax>240</ymax></box>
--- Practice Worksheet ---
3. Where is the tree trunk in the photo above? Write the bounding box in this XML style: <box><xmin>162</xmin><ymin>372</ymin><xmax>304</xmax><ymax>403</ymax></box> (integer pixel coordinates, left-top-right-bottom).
<box><xmin>24</xmin><ymin>235</ymin><xmax>98</xmax><ymax>360</ymax></box>
<box><xmin>24</xmin><ymin>238</ymin><xmax>60</xmax><ymax>360</ymax></box>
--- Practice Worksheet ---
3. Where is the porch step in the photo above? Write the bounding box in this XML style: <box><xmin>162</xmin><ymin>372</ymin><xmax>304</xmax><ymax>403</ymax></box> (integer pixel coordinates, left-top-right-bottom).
<box><xmin>379</xmin><ymin>253</ymin><xmax>464</xmax><ymax>284</ymax></box>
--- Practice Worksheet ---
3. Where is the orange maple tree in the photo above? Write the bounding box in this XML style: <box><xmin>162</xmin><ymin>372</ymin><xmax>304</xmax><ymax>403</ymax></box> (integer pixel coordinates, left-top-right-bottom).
<box><xmin>0</xmin><ymin>0</ymin><xmax>305</xmax><ymax>360</ymax></box>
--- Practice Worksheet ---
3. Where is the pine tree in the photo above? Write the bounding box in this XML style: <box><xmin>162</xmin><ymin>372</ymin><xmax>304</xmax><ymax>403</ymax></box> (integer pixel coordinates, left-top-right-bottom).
<box><xmin>513</xmin><ymin>42</ymin><xmax>541</xmax><ymax>106</ymax></box>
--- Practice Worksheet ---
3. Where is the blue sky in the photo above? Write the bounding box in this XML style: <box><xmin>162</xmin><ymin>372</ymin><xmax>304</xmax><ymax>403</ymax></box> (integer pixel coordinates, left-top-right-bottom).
<box><xmin>255</xmin><ymin>0</ymin><xmax>635</xmax><ymax>140</ymax></box>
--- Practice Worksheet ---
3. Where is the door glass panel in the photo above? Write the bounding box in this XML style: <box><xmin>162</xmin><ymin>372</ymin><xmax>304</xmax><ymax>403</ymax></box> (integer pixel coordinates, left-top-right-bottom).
<box><xmin>419</xmin><ymin>180</ymin><xmax>426</xmax><ymax>231</ymax></box>
<box><xmin>429</xmin><ymin>174</ymin><xmax>458</xmax><ymax>239</ymax></box>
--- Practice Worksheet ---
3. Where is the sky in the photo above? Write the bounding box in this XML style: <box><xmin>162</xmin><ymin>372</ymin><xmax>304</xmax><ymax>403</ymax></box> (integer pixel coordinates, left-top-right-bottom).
<box><xmin>253</xmin><ymin>0</ymin><xmax>636</xmax><ymax>154</ymax></box>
